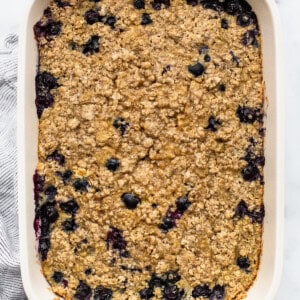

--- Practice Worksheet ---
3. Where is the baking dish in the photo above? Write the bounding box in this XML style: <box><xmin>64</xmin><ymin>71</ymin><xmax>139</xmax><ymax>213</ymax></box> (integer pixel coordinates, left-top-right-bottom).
<box><xmin>17</xmin><ymin>0</ymin><xmax>284</xmax><ymax>299</ymax></box>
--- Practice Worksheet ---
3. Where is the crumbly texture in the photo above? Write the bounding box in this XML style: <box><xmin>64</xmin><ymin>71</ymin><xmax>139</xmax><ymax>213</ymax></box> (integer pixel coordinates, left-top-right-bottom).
<box><xmin>34</xmin><ymin>0</ymin><xmax>264</xmax><ymax>299</ymax></box>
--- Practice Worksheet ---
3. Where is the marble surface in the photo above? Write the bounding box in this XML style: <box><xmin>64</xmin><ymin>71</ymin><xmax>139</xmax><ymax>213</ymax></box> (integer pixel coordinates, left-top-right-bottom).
<box><xmin>0</xmin><ymin>0</ymin><xmax>298</xmax><ymax>299</ymax></box>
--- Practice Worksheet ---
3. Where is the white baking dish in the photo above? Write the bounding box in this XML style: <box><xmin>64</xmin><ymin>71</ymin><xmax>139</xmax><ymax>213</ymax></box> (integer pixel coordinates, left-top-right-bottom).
<box><xmin>17</xmin><ymin>0</ymin><xmax>284</xmax><ymax>299</ymax></box>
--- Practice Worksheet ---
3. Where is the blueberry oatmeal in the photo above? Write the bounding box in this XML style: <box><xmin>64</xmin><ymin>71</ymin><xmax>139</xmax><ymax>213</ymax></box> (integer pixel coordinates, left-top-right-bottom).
<box><xmin>33</xmin><ymin>0</ymin><xmax>265</xmax><ymax>299</ymax></box>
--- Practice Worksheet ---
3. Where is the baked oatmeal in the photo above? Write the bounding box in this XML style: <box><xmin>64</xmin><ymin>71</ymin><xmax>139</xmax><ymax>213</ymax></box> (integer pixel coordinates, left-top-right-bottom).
<box><xmin>33</xmin><ymin>0</ymin><xmax>265</xmax><ymax>299</ymax></box>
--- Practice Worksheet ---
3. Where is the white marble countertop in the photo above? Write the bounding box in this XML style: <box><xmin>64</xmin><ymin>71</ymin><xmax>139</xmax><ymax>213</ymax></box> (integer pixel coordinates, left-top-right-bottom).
<box><xmin>0</xmin><ymin>0</ymin><xmax>298</xmax><ymax>299</ymax></box>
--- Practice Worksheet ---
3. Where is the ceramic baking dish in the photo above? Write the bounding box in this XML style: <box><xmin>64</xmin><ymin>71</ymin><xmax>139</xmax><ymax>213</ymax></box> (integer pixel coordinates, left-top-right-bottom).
<box><xmin>17</xmin><ymin>0</ymin><xmax>284</xmax><ymax>299</ymax></box>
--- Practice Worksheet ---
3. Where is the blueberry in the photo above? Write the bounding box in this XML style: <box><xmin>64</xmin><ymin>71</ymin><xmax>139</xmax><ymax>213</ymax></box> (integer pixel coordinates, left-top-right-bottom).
<box><xmin>40</xmin><ymin>201</ymin><xmax>59</xmax><ymax>223</ymax></box>
<box><xmin>162</xmin><ymin>65</ymin><xmax>171</xmax><ymax>75</ymax></box>
<box><xmin>186</xmin><ymin>0</ymin><xmax>198</xmax><ymax>6</ymax></box>
<box><xmin>241</xmin><ymin>163</ymin><xmax>260</xmax><ymax>181</ymax></box>
<box><xmin>134</xmin><ymin>0</ymin><xmax>145</xmax><ymax>9</ymax></box>
<box><xmin>34</xmin><ymin>20</ymin><xmax>62</xmax><ymax>39</ymax></box>
<box><xmin>84</xmin><ymin>9</ymin><xmax>102</xmax><ymax>25</ymax></box>
<box><xmin>192</xmin><ymin>284</ymin><xmax>211</xmax><ymax>298</ymax></box>
<box><xmin>224</xmin><ymin>0</ymin><xmax>241</xmax><ymax>15</ymax></box>
<box><xmin>82</xmin><ymin>35</ymin><xmax>100</xmax><ymax>55</ymax></box>
<box><xmin>139</xmin><ymin>287</ymin><xmax>154</xmax><ymax>299</ymax></box>
<box><xmin>43</xmin><ymin>7</ymin><xmax>52</xmax><ymax>18</ymax></box>
<box><xmin>59</xmin><ymin>199</ymin><xmax>79</xmax><ymax>215</ymax></box>
<box><xmin>218</xmin><ymin>84</ymin><xmax>226</xmax><ymax>92</ymax></box>
<box><xmin>61</xmin><ymin>170</ymin><xmax>73</xmax><ymax>182</ymax></box>
<box><xmin>44</xmin><ymin>185</ymin><xmax>58</xmax><ymax>201</ymax></box>
<box><xmin>35</xmin><ymin>93</ymin><xmax>54</xmax><ymax>118</ymax></box>
<box><xmin>163</xmin><ymin>270</ymin><xmax>181</xmax><ymax>284</ymax></box>
<box><xmin>52</xmin><ymin>271</ymin><xmax>64</xmax><ymax>283</ymax></box>
<box><xmin>163</xmin><ymin>285</ymin><xmax>183</xmax><ymax>300</ymax></box>
<box><xmin>113</xmin><ymin>117</ymin><xmax>130</xmax><ymax>136</ymax></box>
<box><xmin>74</xmin><ymin>281</ymin><xmax>92</xmax><ymax>300</ymax></box>
<box><xmin>205</xmin><ymin>116</ymin><xmax>221</xmax><ymax>132</ymax></box>
<box><xmin>234</xmin><ymin>200</ymin><xmax>249</xmax><ymax>218</ymax></box>
<box><xmin>229</xmin><ymin>51</ymin><xmax>240</xmax><ymax>66</ymax></box>
<box><xmin>221</xmin><ymin>19</ymin><xmax>229</xmax><ymax>29</ymax></box>
<box><xmin>62</xmin><ymin>218</ymin><xmax>78</xmax><ymax>232</ymax></box>
<box><xmin>47</xmin><ymin>150</ymin><xmax>65</xmax><ymax>165</ymax></box>
<box><xmin>152</xmin><ymin>203</ymin><xmax>158</xmax><ymax>209</ymax></box>
<box><xmin>209</xmin><ymin>285</ymin><xmax>225</xmax><ymax>300</ymax></box>
<box><xmin>149</xmin><ymin>274</ymin><xmax>165</xmax><ymax>288</ymax></box>
<box><xmin>54</xmin><ymin>0</ymin><xmax>71</xmax><ymax>7</ymax></box>
<box><xmin>204</xmin><ymin>54</ymin><xmax>211</xmax><ymax>62</ymax></box>
<box><xmin>105</xmin><ymin>16</ymin><xmax>117</xmax><ymax>29</ymax></box>
<box><xmin>33</xmin><ymin>171</ymin><xmax>45</xmax><ymax>204</ymax></box>
<box><xmin>38</xmin><ymin>236</ymin><xmax>50</xmax><ymax>260</ymax></box>
<box><xmin>188</xmin><ymin>62</ymin><xmax>205</xmax><ymax>77</ymax></box>
<box><xmin>105</xmin><ymin>158</ymin><xmax>120</xmax><ymax>172</ymax></box>
<box><xmin>199</xmin><ymin>45</ymin><xmax>209</xmax><ymax>55</ymax></box>
<box><xmin>236</xmin><ymin>256</ymin><xmax>251</xmax><ymax>270</ymax></box>
<box><xmin>241</xmin><ymin>30</ymin><xmax>259</xmax><ymax>47</ymax></box>
<box><xmin>94</xmin><ymin>286</ymin><xmax>113</xmax><ymax>300</ymax></box>
<box><xmin>90</xmin><ymin>0</ymin><xmax>100</xmax><ymax>2</ymax></box>
<box><xmin>84</xmin><ymin>268</ymin><xmax>92</xmax><ymax>276</ymax></box>
<box><xmin>236</xmin><ymin>13</ymin><xmax>252</xmax><ymax>27</ymax></box>
<box><xmin>159</xmin><ymin>217</ymin><xmax>175</xmax><ymax>232</ymax></box>
<box><xmin>248</xmin><ymin>205</ymin><xmax>265</xmax><ymax>224</ymax></box>
<box><xmin>200</xmin><ymin>0</ymin><xmax>225</xmax><ymax>12</ymax></box>
<box><xmin>121</xmin><ymin>193</ymin><xmax>141</xmax><ymax>209</ymax></box>
<box><xmin>73</xmin><ymin>179</ymin><xmax>89</xmax><ymax>192</ymax></box>
<box><xmin>175</xmin><ymin>197</ymin><xmax>191</xmax><ymax>212</ymax></box>
<box><xmin>36</xmin><ymin>71</ymin><xmax>58</xmax><ymax>92</ymax></box>
<box><xmin>141</xmin><ymin>13</ymin><xmax>153</xmax><ymax>26</ymax></box>
<box><xmin>151</xmin><ymin>0</ymin><xmax>170</xmax><ymax>10</ymax></box>
<box><xmin>236</xmin><ymin>105</ymin><xmax>258</xmax><ymax>124</ymax></box>
<box><xmin>106</xmin><ymin>227</ymin><xmax>127</xmax><ymax>252</ymax></box>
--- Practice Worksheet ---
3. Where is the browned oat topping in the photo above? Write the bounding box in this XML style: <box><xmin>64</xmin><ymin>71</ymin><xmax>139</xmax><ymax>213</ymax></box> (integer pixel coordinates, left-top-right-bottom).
<box><xmin>33</xmin><ymin>0</ymin><xmax>265</xmax><ymax>299</ymax></box>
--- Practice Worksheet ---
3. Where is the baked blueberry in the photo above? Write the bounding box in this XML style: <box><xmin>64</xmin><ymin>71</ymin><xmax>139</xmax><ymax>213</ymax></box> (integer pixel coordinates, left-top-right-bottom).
<box><xmin>149</xmin><ymin>273</ymin><xmax>165</xmax><ymax>288</ymax></box>
<box><xmin>236</xmin><ymin>256</ymin><xmax>251</xmax><ymax>270</ymax></box>
<box><xmin>84</xmin><ymin>9</ymin><xmax>102</xmax><ymax>25</ymax></box>
<box><xmin>241</xmin><ymin>163</ymin><xmax>260</xmax><ymax>181</ymax></box>
<box><xmin>34</xmin><ymin>20</ymin><xmax>62</xmax><ymax>39</ymax></box>
<box><xmin>46</xmin><ymin>150</ymin><xmax>65</xmax><ymax>166</ymax></box>
<box><xmin>73</xmin><ymin>179</ymin><xmax>89</xmax><ymax>192</ymax></box>
<box><xmin>52</xmin><ymin>271</ymin><xmax>64</xmax><ymax>283</ymax></box>
<box><xmin>221</xmin><ymin>19</ymin><xmax>229</xmax><ymax>29</ymax></box>
<box><xmin>236</xmin><ymin>13</ymin><xmax>252</xmax><ymax>27</ymax></box>
<box><xmin>40</xmin><ymin>201</ymin><xmax>59</xmax><ymax>223</ymax></box>
<box><xmin>139</xmin><ymin>287</ymin><xmax>154</xmax><ymax>299</ymax></box>
<box><xmin>61</xmin><ymin>170</ymin><xmax>73</xmax><ymax>182</ymax></box>
<box><xmin>84</xmin><ymin>268</ymin><xmax>92</xmax><ymax>276</ymax></box>
<box><xmin>188</xmin><ymin>62</ymin><xmax>205</xmax><ymax>77</ymax></box>
<box><xmin>248</xmin><ymin>205</ymin><xmax>265</xmax><ymax>224</ymax></box>
<box><xmin>54</xmin><ymin>0</ymin><xmax>71</xmax><ymax>7</ymax></box>
<box><xmin>175</xmin><ymin>197</ymin><xmax>191</xmax><ymax>212</ymax></box>
<box><xmin>36</xmin><ymin>71</ymin><xmax>58</xmax><ymax>91</ymax></box>
<box><xmin>74</xmin><ymin>281</ymin><xmax>92</xmax><ymax>300</ymax></box>
<box><xmin>121</xmin><ymin>193</ymin><xmax>141</xmax><ymax>209</ymax></box>
<box><xmin>234</xmin><ymin>200</ymin><xmax>249</xmax><ymax>218</ymax></box>
<box><xmin>35</xmin><ymin>93</ymin><xmax>54</xmax><ymax>118</ymax></box>
<box><xmin>192</xmin><ymin>284</ymin><xmax>211</xmax><ymax>298</ymax></box>
<box><xmin>151</xmin><ymin>0</ymin><xmax>170</xmax><ymax>10</ymax></box>
<box><xmin>204</xmin><ymin>54</ymin><xmax>211</xmax><ymax>62</ymax></box>
<box><xmin>210</xmin><ymin>285</ymin><xmax>225</xmax><ymax>300</ymax></box>
<box><xmin>200</xmin><ymin>0</ymin><xmax>225</xmax><ymax>12</ymax></box>
<box><xmin>236</xmin><ymin>105</ymin><xmax>258</xmax><ymax>124</ymax></box>
<box><xmin>82</xmin><ymin>35</ymin><xmax>100</xmax><ymax>55</ymax></box>
<box><xmin>205</xmin><ymin>116</ymin><xmax>221</xmax><ymax>132</ymax></box>
<box><xmin>162</xmin><ymin>65</ymin><xmax>171</xmax><ymax>75</ymax></box>
<box><xmin>159</xmin><ymin>216</ymin><xmax>175</xmax><ymax>232</ymax></box>
<box><xmin>59</xmin><ymin>199</ymin><xmax>79</xmax><ymax>215</ymax></box>
<box><xmin>33</xmin><ymin>171</ymin><xmax>45</xmax><ymax>204</ymax></box>
<box><xmin>241</xmin><ymin>30</ymin><xmax>259</xmax><ymax>47</ymax></box>
<box><xmin>113</xmin><ymin>117</ymin><xmax>130</xmax><ymax>136</ymax></box>
<box><xmin>105</xmin><ymin>16</ymin><xmax>117</xmax><ymax>29</ymax></box>
<box><xmin>44</xmin><ymin>185</ymin><xmax>58</xmax><ymax>200</ymax></box>
<box><xmin>62</xmin><ymin>218</ymin><xmax>78</xmax><ymax>232</ymax></box>
<box><xmin>38</xmin><ymin>236</ymin><xmax>50</xmax><ymax>260</ymax></box>
<box><xmin>134</xmin><ymin>0</ymin><xmax>145</xmax><ymax>9</ymax></box>
<box><xmin>105</xmin><ymin>158</ymin><xmax>120</xmax><ymax>172</ymax></box>
<box><xmin>163</xmin><ymin>285</ymin><xmax>184</xmax><ymax>300</ymax></box>
<box><xmin>106</xmin><ymin>227</ymin><xmax>127</xmax><ymax>253</ymax></box>
<box><xmin>186</xmin><ymin>0</ymin><xmax>198</xmax><ymax>6</ymax></box>
<box><xmin>94</xmin><ymin>285</ymin><xmax>113</xmax><ymax>300</ymax></box>
<box><xmin>141</xmin><ymin>13</ymin><xmax>153</xmax><ymax>26</ymax></box>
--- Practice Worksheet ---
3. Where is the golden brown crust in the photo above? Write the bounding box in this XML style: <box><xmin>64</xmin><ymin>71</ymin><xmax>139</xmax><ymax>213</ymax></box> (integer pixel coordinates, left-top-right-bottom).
<box><xmin>35</xmin><ymin>0</ymin><xmax>264</xmax><ymax>299</ymax></box>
